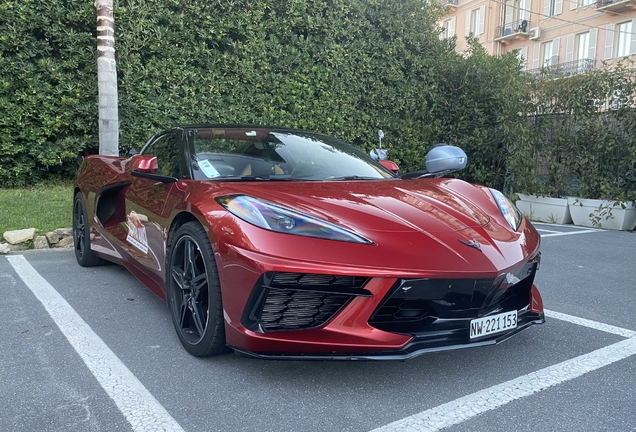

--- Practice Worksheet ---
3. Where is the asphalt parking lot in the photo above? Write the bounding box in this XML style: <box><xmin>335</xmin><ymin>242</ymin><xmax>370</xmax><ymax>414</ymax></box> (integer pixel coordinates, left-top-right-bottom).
<box><xmin>1</xmin><ymin>223</ymin><xmax>634</xmax><ymax>432</ymax></box>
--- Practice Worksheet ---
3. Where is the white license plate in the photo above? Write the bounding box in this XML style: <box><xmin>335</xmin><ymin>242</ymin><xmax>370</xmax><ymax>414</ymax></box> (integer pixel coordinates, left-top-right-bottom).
<box><xmin>470</xmin><ymin>310</ymin><xmax>518</xmax><ymax>339</ymax></box>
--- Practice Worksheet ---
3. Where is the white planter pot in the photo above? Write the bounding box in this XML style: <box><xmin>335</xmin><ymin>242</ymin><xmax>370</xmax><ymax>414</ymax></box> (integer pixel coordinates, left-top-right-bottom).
<box><xmin>515</xmin><ymin>193</ymin><xmax>572</xmax><ymax>224</ymax></box>
<box><xmin>567</xmin><ymin>197</ymin><xmax>636</xmax><ymax>230</ymax></box>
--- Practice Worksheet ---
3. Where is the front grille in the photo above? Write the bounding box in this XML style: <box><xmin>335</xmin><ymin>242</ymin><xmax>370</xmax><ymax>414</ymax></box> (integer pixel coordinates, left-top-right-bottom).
<box><xmin>241</xmin><ymin>272</ymin><xmax>371</xmax><ymax>333</ymax></box>
<box><xmin>369</xmin><ymin>259</ymin><xmax>538</xmax><ymax>335</ymax></box>
<box><xmin>260</xmin><ymin>288</ymin><xmax>351</xmax><ymax>331</ymax></box>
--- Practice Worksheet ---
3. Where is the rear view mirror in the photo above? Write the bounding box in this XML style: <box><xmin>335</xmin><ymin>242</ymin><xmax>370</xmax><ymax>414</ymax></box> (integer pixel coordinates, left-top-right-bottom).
<box><xmin>131</xmin><ymin>155</ymin><xmax>158</xmax><ymax>174</ymax></box>
<box><xmin>425</xmin><ymin>145</ymin><xmax>467</xmax><ymax>174</ymax></box>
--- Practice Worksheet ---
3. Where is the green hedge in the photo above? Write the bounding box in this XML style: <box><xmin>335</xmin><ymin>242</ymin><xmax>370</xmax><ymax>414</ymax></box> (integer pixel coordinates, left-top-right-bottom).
<box><xmin>1</xmin><ymin>0</ymin><xmax>533</xmax><ymax>188</ymax></box>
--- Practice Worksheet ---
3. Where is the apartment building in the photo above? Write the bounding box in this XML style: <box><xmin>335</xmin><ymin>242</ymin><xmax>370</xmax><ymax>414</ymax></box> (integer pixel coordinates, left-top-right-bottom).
<box><xmin>440</xmin><ymin>0</ymin><xmax>636</xmax><ymax>76</ymax></box>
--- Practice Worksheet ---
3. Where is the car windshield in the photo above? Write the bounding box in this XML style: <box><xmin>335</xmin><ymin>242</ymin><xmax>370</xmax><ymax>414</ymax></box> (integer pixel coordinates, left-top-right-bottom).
<box><xmin>190</xmin><ymin>128</ymin><xmax>396</xmax><ymax>181</ymax></box>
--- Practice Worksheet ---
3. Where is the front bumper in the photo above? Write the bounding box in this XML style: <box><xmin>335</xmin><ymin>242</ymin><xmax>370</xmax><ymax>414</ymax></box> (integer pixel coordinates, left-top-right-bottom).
<box><xmin>220</xmin><ymin>244</ymin><xmax>545</xmax><ymax>360</ymax></box>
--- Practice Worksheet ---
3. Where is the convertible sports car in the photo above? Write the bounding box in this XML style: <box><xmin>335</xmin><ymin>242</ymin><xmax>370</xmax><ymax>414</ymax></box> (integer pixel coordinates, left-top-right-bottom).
<box><xmin>73</xmin><ymin>125</ymin><xmax>544</xmax><ymax>359</ymax></box>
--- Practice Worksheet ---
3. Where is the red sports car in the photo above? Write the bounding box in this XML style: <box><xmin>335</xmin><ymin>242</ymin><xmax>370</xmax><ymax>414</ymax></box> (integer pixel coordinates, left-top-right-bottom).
<box><xmin>73</xmin><ymin>125</ymin><xmax>544</xmax><ymax>359</ymax></box>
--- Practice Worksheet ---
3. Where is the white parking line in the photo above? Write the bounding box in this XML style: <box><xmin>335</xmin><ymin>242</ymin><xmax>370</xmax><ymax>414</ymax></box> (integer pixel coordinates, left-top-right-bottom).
<box><xmin>6</xmin><ymin>255</ymin><xmax>184</xmax><ymax>432</ymax></box>
<box><xmin>371</xmin><ymin>337</ymin><xmax>636</xmax><ymax>432</ymax></box>
<box><xmin>533</xmin><ymin>223</ymin><xmax>599</xmax><ymax>230</ymax></box>
<box><xmin>540</xmin><ymin>230</ymin><xmax>602</xmax><ymax>238</ymax></box>
<box><xmin>370</xmin><ymin>312</ymin><xmax>636</xmax><ymax>432</ymax></box>
<box><xmin>545</xmin><ymin>309</ymin><xmax>636</xmax><ymax>338</ymax></box>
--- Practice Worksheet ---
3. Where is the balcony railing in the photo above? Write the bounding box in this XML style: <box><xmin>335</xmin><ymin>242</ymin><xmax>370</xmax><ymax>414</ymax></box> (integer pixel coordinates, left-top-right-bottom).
<box><xmin>528</xmin><ymin>59</ymin><xmax>597</xmax><ymax>78</ymax></box>
<box><xmin>496</xmin><ymin>19</ymin><xmax>530</xmax><ymax>40</ymax></box>
<box><xmin>596</xmin><ymin>0</ymin><xmax>636</xmax><ymax>11</ymax></box>
<box><xmin>440</xmin><ymin>0</ymin><xmax>458</xmax><ymax>5</ymax></box>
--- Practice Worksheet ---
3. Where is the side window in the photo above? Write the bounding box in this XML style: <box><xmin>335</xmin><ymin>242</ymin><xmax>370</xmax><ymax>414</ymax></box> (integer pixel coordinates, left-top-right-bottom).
<box><xmin>142</xmin><ymin>132</ymin><xmax>182</xmax><ymax>178</ymax></box>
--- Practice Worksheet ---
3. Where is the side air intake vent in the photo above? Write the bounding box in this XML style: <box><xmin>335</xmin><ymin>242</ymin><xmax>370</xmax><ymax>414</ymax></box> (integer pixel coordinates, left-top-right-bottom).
<box><xmin>241</xmin><ymin>272</ymin><xmax>371</xmax><ymax>332</ymax></box>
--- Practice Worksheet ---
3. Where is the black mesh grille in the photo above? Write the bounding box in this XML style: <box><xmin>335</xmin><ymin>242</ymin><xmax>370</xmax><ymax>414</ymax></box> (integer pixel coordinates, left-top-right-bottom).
<box><xmin>241</xmin><ymin>272</ymin><xmax>370</xmax><ymax>333</ymax></box>
<box><xmin>271</xmin><ymin>273</ymin><xmax>368</xmax><ymax>288</ymax></box>
<box><xmin>260</xmin><ymin>288</ymin><xmax>352</xmax><ymax>331</ymax></box>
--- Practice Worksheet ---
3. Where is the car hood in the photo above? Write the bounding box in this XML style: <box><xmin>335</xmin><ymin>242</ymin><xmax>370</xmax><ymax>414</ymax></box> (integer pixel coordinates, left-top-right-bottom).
<box><xmin>230</xmin><ymin>178</ymin><xmax>493</xmax><ymax>234</ymax></box>
<box><xmin>202</xmin><ymin>178</ymin><xmax>539</xmax><ymax>274</ymax></box>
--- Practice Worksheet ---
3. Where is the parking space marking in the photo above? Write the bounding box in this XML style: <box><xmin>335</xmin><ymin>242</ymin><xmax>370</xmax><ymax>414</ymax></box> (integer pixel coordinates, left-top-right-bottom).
<box><xmin>371</xmin><ymin>336</ymin><xmax>636</xmax><ymax>432</ymax></box>
<box><xmin>371</xmin><ymin>310</ymin><xmax>635</xmax><ymax>432</ymax></box>
<box><xmin>535</xmin><ymin>229</ymin><xmax>561</xmax><ymax>234</ymax></box>
<box><xmin>540</xmin><ymin>230</ymin><xmax>602</xmax><ymax>238</ymax></box>
<box><xmin>6</xmin><ymin>255</ymin><xmax>185</xmax><ymax>432</ymax></box>
<box><xmin>545</xmin><ymin>309</ymin><xmax>636</xmax><ymax>338</ymax></box>
<box><xmin>532</xmin><ymin>222</ymin><xmax>599</xmax><ymax>230</ymax></box>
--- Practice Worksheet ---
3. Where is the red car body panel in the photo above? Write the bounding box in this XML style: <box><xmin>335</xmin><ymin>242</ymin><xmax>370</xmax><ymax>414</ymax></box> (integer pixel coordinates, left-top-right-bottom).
<box><xmin>75</xmin><ymin>128</ymin><xmax>544</xmax><ymax>359</ymax></box>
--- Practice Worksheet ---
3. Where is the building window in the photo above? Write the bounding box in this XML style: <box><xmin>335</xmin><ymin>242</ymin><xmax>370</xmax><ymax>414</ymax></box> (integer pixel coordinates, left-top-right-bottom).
<box><xmin>576</xmin><ymin>32</ymin><xmax>590</xmax><ymax>60</ymax></box>
<box><xmin>471</xmin><ymin>9</ymin><xmax>480</xmax><ymax>34</ymax></box>
<box><xmin>465</xmin><ymin>6</ymin><xmax>485</xmax><ymax>37</ymax></box>
<box><xmin>545</xmin><ymin>0</ymin><xmax>563</xmax><ymax>16</ymax></box>
<box><xmin>542</xmin><ymin>41</ymin><xmax>554</xmax><ymax>67</ymax></box>
<box><xmin>443</xmin><ymin>18</ymin><xmax>456</xmax><ymax>39</ymax></box>
<box><xmin>616</xmin><ymin>21</ymin><xmax>632</xmax><ymax>58</ymax></box>
<box><xmin>547</xmin><ymin>0</ymin><xmax>555</xmax><ymax>15</ymax></box>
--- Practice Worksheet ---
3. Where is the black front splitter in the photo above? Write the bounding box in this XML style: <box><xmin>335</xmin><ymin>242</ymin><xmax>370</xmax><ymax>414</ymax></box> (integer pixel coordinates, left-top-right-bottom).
<box><xmin>229</xmin><ymin>314</ymin><xmax>545</xmax><ymax>361</ymax></box>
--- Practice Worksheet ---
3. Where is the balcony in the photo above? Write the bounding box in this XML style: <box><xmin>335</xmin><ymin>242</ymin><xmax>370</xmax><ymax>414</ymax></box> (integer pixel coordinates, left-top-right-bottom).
<box><xmin>495</xmin><ymin>19</ymin><xmax>530</xmax><ymax>45</ymax></box>
<box><xmin>528</xmin><ymin>58</ymin><xmax>597</xmax><ymax>79</ymax></box>
<box><xmin>596</xmin><ymin>0</ymin><xmax>636</xmax><ymax>12</ymax></box>
<box><xmin>440</xmin><ymin>0</ymin><xmax>458</xmax><ymax>13</ymax></box>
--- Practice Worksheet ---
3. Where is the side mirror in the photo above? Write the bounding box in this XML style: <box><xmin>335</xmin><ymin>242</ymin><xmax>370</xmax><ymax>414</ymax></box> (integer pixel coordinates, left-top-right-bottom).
<box><xmin>425</xmin><ymin>145</ymin><xmax>467</xmax><ymax>174</ymax></box>
<box><xmin>131</xmin><ymin>155</ymin><xmax>158</xmax><ymax>174</ymax></box>
<box><xmin>379</xmin><ymin>159</ymin><xmax>399</xmax><ymax>174</ymax></box>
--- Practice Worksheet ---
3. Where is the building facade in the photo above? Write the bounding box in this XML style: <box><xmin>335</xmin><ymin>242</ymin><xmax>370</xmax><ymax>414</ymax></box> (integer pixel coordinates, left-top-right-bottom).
<box><xmin>440</xmin><ymin>0</ymin><xmax>636</xmax><ymax>76</ymax></box>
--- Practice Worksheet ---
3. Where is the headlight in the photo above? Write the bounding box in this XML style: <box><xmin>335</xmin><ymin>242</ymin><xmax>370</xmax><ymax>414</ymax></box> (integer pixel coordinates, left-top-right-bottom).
<box><xmin>216</xmin><ymin>195</ymin><xmax>373</xmax><ymax>244</ymax></box>
<box><xmin>489</xmin><ymin>188</ymin><xmax>522</xmax><ymax>231</ymax></box>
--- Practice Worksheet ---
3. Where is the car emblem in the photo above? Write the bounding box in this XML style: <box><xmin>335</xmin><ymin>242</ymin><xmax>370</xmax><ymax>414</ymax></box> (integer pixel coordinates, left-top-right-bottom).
<box><xmin>459</xmin><ymin>238</ymin><xmax>482</xmax><ymax>252</ymax></box>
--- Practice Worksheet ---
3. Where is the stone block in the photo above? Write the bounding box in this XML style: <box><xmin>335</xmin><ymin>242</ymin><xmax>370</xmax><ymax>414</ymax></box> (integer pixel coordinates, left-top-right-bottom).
<box><xmin>34</xmin><ymin>236</ymin><xmax>49</xmax><ymax>249</ymax></box>
<box><xmin>54</xmin><ymin>236</ymin><xmax>74</xmax><ymax>248</ymax></box>
<box><xmin>3</xmin><ymin>228</ymin><xmax>36</xmax><ymax>245</ymax></box>
<box><xmin>46</xmin><ymin>232</ymin><xmax>60</xmax><ymax>244</ymax></box>
<box><xmin>54</xmin><ymin>228</ymin><xmax>73</xmax><ymax>238</ymax></box>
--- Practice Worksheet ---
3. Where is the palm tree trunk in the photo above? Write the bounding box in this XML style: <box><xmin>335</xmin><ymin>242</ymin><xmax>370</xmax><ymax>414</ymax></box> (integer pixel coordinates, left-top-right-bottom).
<box><xmin>96</xmin><ymin>0</ymin><xmax>119</xmax><ymax>156</ymax></box>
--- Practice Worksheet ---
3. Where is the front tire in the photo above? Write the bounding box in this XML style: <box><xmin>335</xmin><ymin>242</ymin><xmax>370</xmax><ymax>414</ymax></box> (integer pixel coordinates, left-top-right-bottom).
<box><xmin>166</xmin><ymin>222</ymin><xmax>226</xmax><ymax>357</ymax></box>
<box><xmin>73</xmin><ymin>193</ymin><xmax>105</xmax><ymax>267</ymax></box>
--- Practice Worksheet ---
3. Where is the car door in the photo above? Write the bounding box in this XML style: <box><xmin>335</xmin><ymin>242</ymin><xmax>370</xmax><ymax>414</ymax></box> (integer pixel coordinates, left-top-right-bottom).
<box><xmin>122</xmin><ymin>130</ymin><xmax>188</xmax><ymax>290</ymax></box>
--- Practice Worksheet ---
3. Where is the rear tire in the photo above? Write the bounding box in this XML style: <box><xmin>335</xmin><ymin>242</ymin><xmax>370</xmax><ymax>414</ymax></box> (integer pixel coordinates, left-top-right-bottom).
<box><xmin>166</xmin><ymin>222</ymin><xmax>226</xmax><ymax>357</ymax></box>
<box><xmin>73</xmin><ymin>193</ymin><xmax>106</xmax><ymax>267</ymax></box>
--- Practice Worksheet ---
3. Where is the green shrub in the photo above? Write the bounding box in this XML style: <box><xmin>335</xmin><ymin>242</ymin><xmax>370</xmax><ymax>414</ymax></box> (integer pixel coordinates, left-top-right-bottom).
<box><xmin>1</xmin><ymin>0</ymin><xmax>533</xmax><ymax>189</ymax></box>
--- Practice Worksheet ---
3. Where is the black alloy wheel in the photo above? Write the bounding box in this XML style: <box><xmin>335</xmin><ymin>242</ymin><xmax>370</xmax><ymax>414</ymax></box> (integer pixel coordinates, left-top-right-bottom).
<box><xmin>73</xmin><ymin>193</ymin><xmax>105</xmax><ymax>267</ymax></box>
<box><xmin>167</xmin><ymin>222</ymin><xmax>225</xmax><ymax>357</ymax></box>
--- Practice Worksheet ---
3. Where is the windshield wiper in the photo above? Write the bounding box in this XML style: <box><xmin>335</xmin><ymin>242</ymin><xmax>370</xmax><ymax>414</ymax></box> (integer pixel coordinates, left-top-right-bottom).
<box><xmin>329</xmin><ymin>175</ymin><xmax>382</xmax><ymax>181</ymax></box>
<box><xmin>214</xmin><ymin>175</ymin><xmax>306</xmax><ymax>182</ymax></box>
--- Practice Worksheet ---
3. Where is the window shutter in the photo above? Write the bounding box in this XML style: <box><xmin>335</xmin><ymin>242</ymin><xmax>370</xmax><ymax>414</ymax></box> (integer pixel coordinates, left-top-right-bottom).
<box><xmin>544</xmin><ymin>0</ymin><xmax>551</xmax><ymax>17</ymax></box>
<box><xmin>524</xmin><ymin>0</ymin><xmax>532</xmax><ymax>21</ymax></box>
<box><xmin>505</xmin><ymin>1</ymin><xmax>514</xmax><ymax>28</ymax></box>
<box><xmin>532</xmin><ymin>43</ymin><xmax>540</xmax><ymax>69</ymax></box>
<box><xmin>449</xmin><ymin>17</ymin><xmax>456</xmax><ymax>37</ymax></box>
<box><xmin>631</xmin><ymin>18</ymin><xmax>636</xmax><ymax>55</ymax></box>
<box><xmin>604</xmin><ymin>24</ymin><xmax>614</xmax><ymax>59</ymax></box>
<box><xmin>588</xmin><ymin>29</ymin><xmax>597</xmax><ymax>59</ymax></box>
<box><xmin>478</xmin><ymin>5</ymin><xmax>486</xmax><ymax>35</ymax></box>
<box><xmin>520</xmin><ymin>46</ymin><xmax>528</xmax><ymax>69</ymax></box>
<box><xmin>570</xmin><ymin>0</ymin><xmax>577</xmax><ymax>10</ymax></box>
<box><xmin>555</xmin><ymin>0</ymin><xmax>563</xmax><ymax>15</ymax></box>
<box><xmin>465</xmin><ymin>10</ymin><xmax>472</xmax><ymax>36</ymax></box>
<box><xmin>552</xmin><ymin>37</ymin><xmax>561</xmax><ymax>64</ymax></box>
<box><xmin>566</xmin><ymin>34</ymin><xmax>574</xmax><ymax>62</ymax></box>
